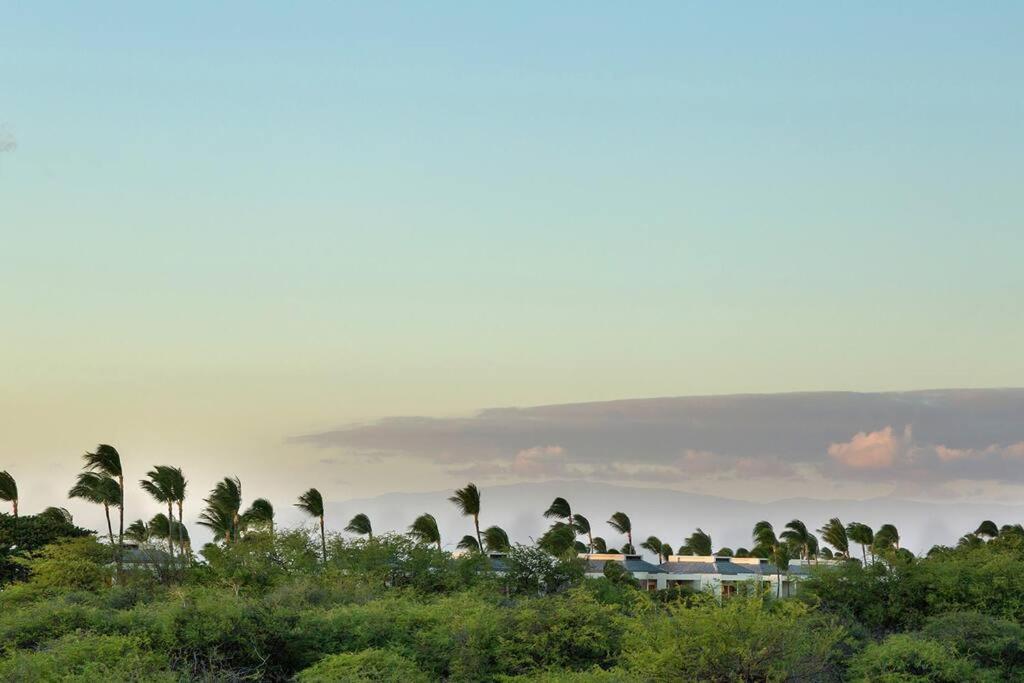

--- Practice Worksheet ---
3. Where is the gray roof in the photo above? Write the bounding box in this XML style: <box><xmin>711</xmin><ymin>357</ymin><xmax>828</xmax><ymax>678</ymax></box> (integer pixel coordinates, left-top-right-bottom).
<box><xmin>659</xmin><ymin>560</ymin><xmax>782</xmax><ymax>576</ymax></box>
<box><xmin>113</xmin><ymin>546</ymin><xmax>174</xmax><ymax>564</ymax></box>
<box><xmin>585</xmin><ymin>558</ymin><xmax>665</xmax><ymax>574</ymax></box>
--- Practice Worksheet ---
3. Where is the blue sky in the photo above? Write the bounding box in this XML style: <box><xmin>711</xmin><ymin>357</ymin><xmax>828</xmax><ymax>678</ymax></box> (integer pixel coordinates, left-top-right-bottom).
<box><xmin>2</xmin><ymin>5</ymin><xmax>1023</xmax><ymax>526</ymax></box>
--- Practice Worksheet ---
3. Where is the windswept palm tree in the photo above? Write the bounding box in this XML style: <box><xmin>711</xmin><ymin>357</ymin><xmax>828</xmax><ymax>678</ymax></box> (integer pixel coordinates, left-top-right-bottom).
<box><xmin>409</xmin><ymin>513</ymin><xmax>441</xmax><ymax>551</ymax></box>
<box><xmin>640</xmin><ymin>535</ymin><xmax>663</xmax><ymax>561</ymax></box>
<box><xmin>958</xmin><ymin>533</ymin><xmax>984</xmax><ymax>549</ymax></box>
<box><xmin>681</xmin><ymin>528</ymin><xmax>713</xmax><ymax>556</ymax></box>
<box><xmin>69</xmin><ymin>471</ymin><xmax>121</xmax><ymax>562</ymax></box>
<box><xmin>572</xmin><ymin>514</ymin><xmax>594</xmax><ymax>553</ymax></box>
<box><xmin>483</xmin><ymin>525</ymin><xmax>510</xmax><ymax>552</ymax></box>
<box><xmin>544</xmin><ymin>497</ymin><xmax>573</xmax><ymax>522</ymax></box>
<box><xmin>538</xmin><ymin>522</ymin><xmax>576</xmax><ymax>556</ymax></box>
<box><xmin>243</xmin><ymin>498</ymin><xmax>275</xmax><ymax>533</ymax></box>
<box><xmin>752</xmin><ymin>521</ymin><xmax>789</xmax><ymax>597</ymax></box>
<box><xmin>296</xmin><ymin>488</ymin><xmax>327</xmax><ymax>563</ymax></box>
<box><xmin>874</xmin><ymin>523</ymin><xmax>900</xmax><ymax>552</ymax></box>
<box><xmin>0</xmin><ymin>471</ymin><xmax>18</xmax><ymax>518</ymax></box>
<box><xmin>1000</xmin><ymin>524</ymin><xmax>1024</xmax><ymax>539</ymax></box>
<box><xmin>457</xmin><ymin>535</ymin><xmax>480</xmax><ymax>552</ymax></box>
<box><xmin>40</xmin><ymin>507</ymin><xmax>73</xmax><ymax>524</ymax></box>
<box><xmin>591</xmin><ymin>537</ymin><xmax>607</xmax><ymax>553</ymax></box>
<box><xmin>780</xmin><ymin>520</ymin><xmax>816</xmax><ymax>560</ymax></box>
<box><xmin>125</xmin><ymin>519</ymin><xmax>149</xmax><ymax>544</ymax></box>
<box><xmin>449</xmin><ymin>483</ymin><xmax>483</xmax><ymax>552</ymax></box>
<box><xmin>83</xmin><ymin>445</ymin><xmax>124</xmax><ymax>546</ymax></box>
<box><xmin>975</xmin><ymin>520</ymin><xmax>999</xmax><ymax>540</ymax></box>
<box><xmin>817</xmin><ymin>518</ymin><xmax>849</xmax><ymax>557</ymax></box>
<box><xmin>201</xmin><ymin>477</ymin><xmax>243</xmax><ymax>543</ymax></box>
<box><xmin>846</xmin><ymin>522</ymin><xmax>875</xmax><ymax>563</ymax></box>
<box><xmin>345</xmin><ymin>513</ymin><xmax>373</xmax><ymax>540</ymax></box>
<box><xmin>165</xmin><ymin>467</ymin><xmax>187</xmax><ymax>557</ymax></box>
<box><xmin>607</xmin><ymin>512</ymin><xmax>633</xmax><ymax>553</ymax></box>
<box><xmin>140</xmin><ymin>466</ymin><xmax>178</xmax><ymax>558</ymax></box>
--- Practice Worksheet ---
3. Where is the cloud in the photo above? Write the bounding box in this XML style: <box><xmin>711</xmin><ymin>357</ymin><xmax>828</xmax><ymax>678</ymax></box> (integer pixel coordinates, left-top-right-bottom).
<box><xmin>828</xmin><ymin>425</ymin><xmax>911</xmax><ymax>470</ymax></box>
<box><xmin>294</xmin><ymin>389</ymin><xmax>1024</xmax><ymax>488</ymax></box>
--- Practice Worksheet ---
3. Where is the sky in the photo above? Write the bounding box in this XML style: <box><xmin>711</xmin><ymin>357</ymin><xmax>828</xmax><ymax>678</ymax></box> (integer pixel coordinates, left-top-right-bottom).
<box><xmin>2</xmin><ymin>4</ymin><xmax>1023</xmax><ymax>539</ymax></box>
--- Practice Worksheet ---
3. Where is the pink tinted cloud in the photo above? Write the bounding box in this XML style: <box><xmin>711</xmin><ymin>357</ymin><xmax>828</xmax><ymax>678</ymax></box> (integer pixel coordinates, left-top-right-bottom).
<box><xmin>827</xmin><ymin>425</ymin><xmax>911</xmax><ymax>470</ymax></box>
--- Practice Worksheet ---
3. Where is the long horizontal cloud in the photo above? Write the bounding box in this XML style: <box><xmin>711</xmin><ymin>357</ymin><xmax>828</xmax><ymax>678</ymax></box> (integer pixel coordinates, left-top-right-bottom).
<box><xmin>295</xmin><ymin>389</ymin><xmax>1024</xmax><ymax>485</ymax></box>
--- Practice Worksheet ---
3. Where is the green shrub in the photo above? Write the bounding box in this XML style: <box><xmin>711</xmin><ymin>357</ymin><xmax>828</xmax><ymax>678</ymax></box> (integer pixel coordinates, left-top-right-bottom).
<box><xmin>847</xmin><ymin>633</ymin><xmax>988</xmax><ymax>682</ymax></box>
<box><xmin>0</xmin><ymin>633</ymin><xmax>175</xmax><ymax>682</ymax></box>
<box><xmin>919</xmin><ymin>612</ymin><xmax>1024</xmax><ymax>674</ymax></box>
<box><xmin>296</xmin><ymin>648</ymin><xmax>429</xmax><ymax>682</ymax></box>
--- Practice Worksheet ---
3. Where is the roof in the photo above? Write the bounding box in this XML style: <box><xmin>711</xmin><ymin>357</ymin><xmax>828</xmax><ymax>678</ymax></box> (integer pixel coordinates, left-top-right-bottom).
<box><xmin>112</xmin><ymin>546</ymin><xmax>174</xmax><ymax>565</ymax></box>
<box><xmin>583</xmin><ymin>557</ymin><xmax>665</xmax><ymax>574</ymax></box>
<box><xmin>660</xmin><ymin>558</ymin><xmax>782</xmax><ymax>576</ymax></box>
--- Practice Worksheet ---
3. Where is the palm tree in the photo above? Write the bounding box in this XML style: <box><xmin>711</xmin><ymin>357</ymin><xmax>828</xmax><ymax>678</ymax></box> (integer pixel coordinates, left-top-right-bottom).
<box><xmin>846</xmin><ymin>522</ymin><xmax>875</xmax><ymax>563</ymax></box>
<box><xmin>874</xmin><ymin>523</ymin><xmax>900</xmax><ymax>552</ymax></box>
<box><xmin>817</xmin><ymin>518</ymin><xmax>849</xmax><ymax>557</ymax></box>
<box><xmin>958</xmin><ymin>533</ymin><xmax>984</xmax><ymax>549</ymax></box>
<box><xmin>201</xmin><ymin>477</ymin><xmax>243</xmax><ymax>543</ymax></box>
<box><xmin>716</xmin><ymin>547</ymin><xmax>734</xmax><ymax>557</ymax></box>
<box><xmin>69</xmin><ymin>471</ymin><xmax>121</xmax><ymax>562</ymax></box>
<box><xmin>125</xmin><ymin>519</ymin><xmax>149</xmax><ymax>544</ymax></box>
<box><xmin>40</xmin><ymin>507</ymin><xmax>73</xmax><ymax>524</ymax></box>
<box><xmin>544</xmin><ymin>497</ymin><xmax>573</xmax><ymax>522</ymax></box>
<box><xmin>296</xmin><ymin>488</ymin><xmax>327</xmax><ymax>563</ymax></box>
<box><xmin>483</xmin><ymin>525</ymin><xmax>510</xmax><ymax>552</ymax></box>
<box><xmin>752</xmin><ymin>521</ymin><xmax>789</xmax><ymax>597</ymax></box>
<box><xmin>449</xmin><ymin>483</ymin><xmax>482</xmax><ymax>552</ymax></box>
<box><xmin>780</xmin><ymin>519</ymin><xmax>816</xmax><ymax>560</ymax></box>
<box><xmin>0</xmin><ymin>471</ymin><xmax>17</xmax><ymax>518</ymax></box>
<box><xmin>572</xmin><ymin>514</ymin><xmax>594</xmax><ymax>552</ymax></box>
<box><xmin>538</xmin><ymin>522</ymin><xmax>576</xmax><ymax>555</ymax></box>
<box><xmin>140</xmin><ymin>466</ymin><xmax>178</xmax><ymax>558</ymax></box>
<box><xmin>607</xmin><ymin>512</ymin><xmax>633</xmax><ymax>553</ymax></box>
<box><xmin>456</xmin><ymin>535</ymin><xmax>480</xmax><ymax>552</ymax></box>
<box><xmin>408</xmin><ymin>513</ymin><xmax>441</xmax><ymax>551</ymax></box>
<box><xmin>975</xmin><ymin>520</ymin><xmax>999</xmax><ymax>540</ymax></box>
<box><xmin>591</xmin><ymin>537</ymin><xmax>607</xmax><ymax>553</ymax></box>
<box><xmin>345</xmin><ymin>513</ymin><xmax>373</xmax><ymax>540</ymax></box>
<box><xmin>147</xmin><ymin>513</ymin><xmax>172</xmax><ymax>547</ymax></box>
<box><xmin>243</xmin><ymin>498</ymin><xmax>275</xmax><ymax>533</ymax></box>
<box><xmin>640</xmin><ymin>535</ymin><xmax>663</xmax><ymax>562</ymax></box>
<box><xmin>83</xmin><ymin>445</ymin><xmax>124</xmax><ymax>547</ymax></box>
<box><xmin>734</xmin><ymin>547</ymin><xmax>752</xmax><ymax>558</ymax></box>
<box><xmin>165</xmin><ymin>467</ymin><xmax>187</xmax><ymax>557</ymax></box>
<box><xmin>681</xmin><ymin>528</ymin><xmax>713</xmax><ymax>556</ymax></box>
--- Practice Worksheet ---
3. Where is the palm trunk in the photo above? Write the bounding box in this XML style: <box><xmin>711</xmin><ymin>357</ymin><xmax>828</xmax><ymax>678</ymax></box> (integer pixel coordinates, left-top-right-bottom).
<box><xmin>319</xmin><ymin>515</ymin><xmax>327</xmax><ymax>563</ymax></box>
<box><xmin>12</xmin><ymin>499</ymin><xmax>17</xmax><ymax>519</ymax></box>
<box><xmin>474</xmin><ymin>514</ymin><xmax>482</xmax><ymax>554</ymax></box>
<box><xmin>627</xmin><ymin>531</ymin><xmax>633</xmax><ymax>552</ymax></box>
<box><xmin>588</xmin><ymin>531</ymin><xmax>594</xmax><ymax>553</ymax></box>
<box><xmin>166</xmin><ymin>502</ymin><xmax>175</xmax><ymax>559</ymax></box>
<box><xmin>117</xmin><ymin>475</ymin><xmax>124</xmax><ymax>547</ymax></box>
<box><xmin>177</xmin><ymin>500</ymin><xmax>187</xmax><ymax>564</ymax></box>
<box><xmin>104</xmin><ymin>503</ymin><xmax>118</xmax><ymax>569</ymax></box>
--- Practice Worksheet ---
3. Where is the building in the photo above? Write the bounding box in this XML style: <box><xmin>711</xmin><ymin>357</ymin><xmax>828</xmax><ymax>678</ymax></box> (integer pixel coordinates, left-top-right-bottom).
<box><xmin>580</xmin><ymin>553</ymin><xmax>666</xmax><ymax>590</ymax></box>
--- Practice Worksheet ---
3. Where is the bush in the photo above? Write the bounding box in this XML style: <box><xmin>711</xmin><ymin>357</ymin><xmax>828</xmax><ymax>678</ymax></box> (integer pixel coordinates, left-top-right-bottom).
<box><xmin>919</xmin><ymin>612</ymin><xmax>1024</xmax><ymax>675</ymax></box>
<box><xmin>296</xmin><ymin>648</ymin><xmax>429</xmax><ymax>682</ymax></box>
<box><xmin>847</xmin><ymin>633</ymin><xmax>985</xmax><ymax>682</ymax></box>
<box><xmin>0</xmin><ymin>633</ymin><xmax>175</xmax><ymax>682</ymax></box>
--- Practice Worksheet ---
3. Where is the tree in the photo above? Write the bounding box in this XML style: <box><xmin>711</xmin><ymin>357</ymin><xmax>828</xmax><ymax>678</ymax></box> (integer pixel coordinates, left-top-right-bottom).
<box><xmin>140</xmin><ymin>466</ymin><xmax>178</xmax><ymax>558</ymax></box>
<box><xmin>716</xmin><ymin>547</ymin><xmax>734</xmax><ymax>557</ymax></box>
<box><xmin>681</xmin><ymin>528</ymin><xmax>713</xmax><ymax>556</ymax></box>
<box><xmin>449</xmin><ymin>482</ymin><xmax>482</xmax><ymax>552</ymax></box>
<box><xmin>780</xmin><ymin>519</ymin><xmax>816</xmax><ymax>560</ymax></box>
<box><xmin>345</xmin><ymin>513</ymin><xmax>373</xmax><ymax>540</ymax></box>
<box><xmin>39</xmin><ymin>507</ymin><xmax>73</xmax><ymax>524</ymax></box>
<box><xmin>660</xmin><ymin>543</ymin><xmax>674</xmax><ymax>561</ymax></box>
<box><xmin>543</xmin><ymin>497</ymin><xmax>573</xmax><ymax>522</ymax></box>
<box><xmin>408</xmin><ymin>513</ymin><xmax>441</xmax><ymax>551</ymax></box>
<box><xmin>640</xmin><ymin>535</ymin><xmax>664</xmax><ymax>562</ymax></box>
<box><xmin>199</xmin><ymin>477</ymin><xmax>243</xmax><ymax>544</ymax></box>
<box><xmin>68</xmin><ymin>471</ymin><xmax>121</xmax><ymax>564</ymax></box>
<box><xmin>243</xmin><ymin>498</ymin><xmax>275</xmax><ymax>533</ymax></box>
<box><xmin>572</xmin><ymin>514</ymin><xmax>595</xmax><ymax>552</ymax></box>
<box><xmin>166</xmin><ymin>467</ymin><xmax>187</xmax><ymax>558</ymax></box>
<box><xmin>873</xmin><ymin>523</ymin><xmax>900</xmax><ymax>553</ymax></box>
<box><xmin>83</xmin><ymin>445</ymin><xmax>124</xmax><ymax>547</ymax></box>
<box><xmin>817</xmin><ymin>518</ymin><xmax>849</xmax><ymax>557</ymax></box>
<box><xmin>456</xmin><ymin>535</ymin><xmax>480</xmax><ymax>552</ymax></box>
<box><xmin>592</xmin><ymin>537</ymin><xmax>608</xmax><ymax>553</ymax></box>
<box><xmin>0</xmin><ymin>471</ymin><xmax>17</xmax><ymax>518</ymax></box>
<box><xmin>752</xmin><ymin>521</ymin><xmax>789</xmax><ymax>597</ymax></box>
<box><xmin>125</xmin><ymin>519</ymin><xmax>149</xmax><ymax>544</ymax></box>
<box><xmin>539</xmin><ymin>522</ymin><xmax>577</xmax><ymax>556</ymax></box>
<box><xmin>975</xmin><ymin>520</ymin><xmax>999</xmax><ymax>540</ymax></box>
<box><xmin>846</xmin><ymin>522</ymin><xmax>875</xmax><ymax>563</ymax></box>
<box><xmin>607</xmin><ymin>512</ymin><xmax>633</xmax><ymax>553</ymax></box>
<box><xmin>734</xmin><ymin>547</ymin><xmax>752</xmax><ymax>558</ymax></box>
<box><xmin>483</xmin><ymin>525</ymin><xmax>510</xmax><ymax>552</ymax></box>
<box><xmin>296</xmin><ymin>488</ymin><xmax>327</xmax><ymax>563</ymax></box>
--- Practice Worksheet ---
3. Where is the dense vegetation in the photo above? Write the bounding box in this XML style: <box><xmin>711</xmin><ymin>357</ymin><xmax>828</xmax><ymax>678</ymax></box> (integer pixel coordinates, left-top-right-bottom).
<box><xmin>4</xmin><ymin>451</ymin><xmax>1024</xmax><ymax>680</ymax></box>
